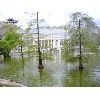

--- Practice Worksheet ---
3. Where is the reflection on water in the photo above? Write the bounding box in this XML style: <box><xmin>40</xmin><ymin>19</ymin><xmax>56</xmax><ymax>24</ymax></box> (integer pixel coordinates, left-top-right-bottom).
<box><xmin>0</xmin><ymin>52</ymin><xmax>100</xmax><ymax>87</ymax></box>
<box><xmin>38</xmin><ymin>68</ymin><xmax>44</xmax><ymax>86</ymax></box>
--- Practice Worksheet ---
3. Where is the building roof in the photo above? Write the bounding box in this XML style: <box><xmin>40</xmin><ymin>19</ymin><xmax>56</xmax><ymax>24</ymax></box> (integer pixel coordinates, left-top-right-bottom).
<box><xmin>27</xmin><ymin>28</ymin><xmax>67</xmax><ymax>38</ymax></box>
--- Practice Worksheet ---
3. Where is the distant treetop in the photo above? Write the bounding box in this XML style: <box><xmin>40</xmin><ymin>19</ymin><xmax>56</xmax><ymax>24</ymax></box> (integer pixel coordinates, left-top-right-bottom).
<box><xmin>6</xmin><ymin>18</ymin><xmax>18</xmax><ymax>24</ymax></box>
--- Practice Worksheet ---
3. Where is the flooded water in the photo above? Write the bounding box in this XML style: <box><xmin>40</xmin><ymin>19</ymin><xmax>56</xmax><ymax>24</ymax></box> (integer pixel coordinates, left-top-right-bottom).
<box><xmin>0</xmin><ymin>52</ymin><xmax>100</xmax><ymax>87</ymax></box>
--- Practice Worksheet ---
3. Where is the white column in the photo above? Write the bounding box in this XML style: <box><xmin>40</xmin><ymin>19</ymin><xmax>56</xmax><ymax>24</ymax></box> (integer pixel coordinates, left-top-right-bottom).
<box><xmin>42</xmin><ymin>40</ymin><xmax>44</xmax><ymax>47</ymax></box>
<box><xmin>47</xmin><ymin>40</ymin><xmax>49</xmax><ymax>47</ymax></box>
<box><xmin>53</xmin><ymin>39</ymin><xmax>55</xmax><ymax>48</ymax></box>
<box><xmin>58</xmin><ymin>39</ymin><xmax>60</xmax><ymax>47</ymax></box>
<box><xmin>40</xmin><ymin>40</ymin><xmax>42</xmax><ymax>47</ymax></box>
<box><xmin>58</xmin><ymin>39</ymin><xmax>61</xmax><ymax>51</ymax></box>
<box><xmin>43</xmin><ymin>40</ymin><xmax>45</xmax><ymax>47</ymax></box>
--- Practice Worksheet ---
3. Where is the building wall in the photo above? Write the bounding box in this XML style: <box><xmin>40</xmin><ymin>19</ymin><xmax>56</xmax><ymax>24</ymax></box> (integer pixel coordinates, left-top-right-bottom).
<box><xmin>32</xmin><ymin>34</ymin><xmax>64</xmax><ymax>51</ymax></box>
<box><xmin>20</xmin><ymin>28</ymin><xmax>66</xmax><ymax>52</ymax></box>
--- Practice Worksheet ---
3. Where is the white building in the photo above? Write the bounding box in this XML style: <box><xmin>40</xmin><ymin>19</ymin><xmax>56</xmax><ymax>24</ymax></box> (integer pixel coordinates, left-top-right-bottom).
<box><xmin>31</xmin><ymin>28</ymin><xmax>66</xmax><ymax>52</ymax></box>
<box><xmin>18</xmin><ymin>19</ymin><xmax>67</xmax><ymax>52</ymax></box>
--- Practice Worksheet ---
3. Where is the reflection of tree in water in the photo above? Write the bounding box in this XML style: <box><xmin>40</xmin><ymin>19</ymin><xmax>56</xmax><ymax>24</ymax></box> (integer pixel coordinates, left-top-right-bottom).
<box><xmin>24</xmin><ymin>66</ymin><xmax>53</xmax><ymax>87</ymax></box>
<box><xmin>63</xmin><ymin>67</ymin><xmax>100</xmax><ymax>87</ymax></box>
<box><xmin>79</xmin><ymin>70</ymin><xmax>83</xmax><ymax>86</ymax></box>
<box><xmin>1</xmin><ymin>51</ymin><xmax>100</xmax><ymax>86</ymax></box>
<box><xmin>19</xmin><ymin>57</ymin><xmax>26</xmax><ymax>84</ymax></box>
<box><xmin>0</xmin><ymin>57</ymin><xmax>27</xmax><ymax>84</ymax></box>
<box><xmin>38</xmin><ymin>68</ymin><xmax>44</xmax><ymax>86</ymax></box>
<box><xmin>0</xmin><ymin>55</ymin><xmax>54</xmax><ymax>86</ymax></box>
<box><xmin>62</xmin><ymin>53</ymin><xmax>100</xmax><ymax>86</ymax></box>
<box><xmin>38</xmin><ymin>67</ymin><xmax>53</xmax><ymax>86</ymax></box>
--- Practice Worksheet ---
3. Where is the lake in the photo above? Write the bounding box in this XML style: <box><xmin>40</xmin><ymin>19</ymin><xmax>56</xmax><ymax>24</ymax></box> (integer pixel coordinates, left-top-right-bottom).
<box><xmin>0</xmin><ymin>52</ymin><xmax>100</xmax><ymax>87</ymax></box>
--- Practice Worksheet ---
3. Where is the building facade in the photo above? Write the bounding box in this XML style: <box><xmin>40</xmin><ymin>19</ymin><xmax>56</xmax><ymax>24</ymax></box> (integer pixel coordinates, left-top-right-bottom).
<box><xmin>17</xmin><ymin>26</ymin><xmax>67</xmax><ymax>52</ymax></box>
<box><xmin>32</xmin><ymin>28</ymin><xmax>66</xmax><ymax>52</ymax></box>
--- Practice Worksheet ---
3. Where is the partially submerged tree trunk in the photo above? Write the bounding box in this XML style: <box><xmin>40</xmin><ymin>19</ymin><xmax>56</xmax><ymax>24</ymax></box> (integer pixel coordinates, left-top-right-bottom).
<box><xmin>79</xmin><ymin>19</ymin><xmax>84</xmax><ymax>70</ymax></box>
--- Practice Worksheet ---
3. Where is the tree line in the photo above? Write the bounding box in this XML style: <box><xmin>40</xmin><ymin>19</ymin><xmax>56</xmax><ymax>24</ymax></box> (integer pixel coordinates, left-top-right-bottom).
<box><xmin>0</xmin><ymin>12</ymin><xmax>100</xmax><ymax>70</ymax></box>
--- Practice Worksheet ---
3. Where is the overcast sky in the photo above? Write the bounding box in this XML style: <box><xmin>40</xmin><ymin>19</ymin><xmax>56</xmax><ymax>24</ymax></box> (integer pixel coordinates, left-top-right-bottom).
<box><xmin>0</xmin><ymin>0</ymin><xmax>100</xmax><ymax>26</ymax></box>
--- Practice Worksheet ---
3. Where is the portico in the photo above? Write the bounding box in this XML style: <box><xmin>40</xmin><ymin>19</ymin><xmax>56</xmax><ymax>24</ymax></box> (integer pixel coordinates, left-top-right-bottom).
<box><xmin>33</xmin><ymin>35</ymin><xmax>64</xmax><ymax>51</ymax></box>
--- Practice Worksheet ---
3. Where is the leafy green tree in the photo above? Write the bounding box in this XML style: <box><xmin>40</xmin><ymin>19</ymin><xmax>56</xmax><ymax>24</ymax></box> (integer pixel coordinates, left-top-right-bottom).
<box><xmin>62</xmin><ymin>12</ymin><xmax>99</xmax><ymax>69</ymax></box>
<box><xmin>96</xmin><ymin>27</ymin><xmax>100</xmax><ymax>45</ymax></box>
<box><xmin>0</xmin><ymin>20</ymin><xmax>22</xmax><ymax>58</ymax></box>
<box><xmin>0</xmin><ymin>40</ymin><xmax>10</xmax><ymax>57</ymax></box>
<box><xmin>4</xmin><ymin>31</ymin><xmax>22</xmax><ymax>49</ymax></box>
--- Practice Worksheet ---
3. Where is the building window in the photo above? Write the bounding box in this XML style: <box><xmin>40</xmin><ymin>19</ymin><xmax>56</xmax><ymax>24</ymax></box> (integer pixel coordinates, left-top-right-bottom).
<box><xmin>60</xmin><ymin>39</ymin><xmax>64</xmax><ymax>46</ymax></box>
<box><xmin>35</xmin><ymin>41</ymin><xmax>38</xmax><ymax>45</ymax></box>
<box><xmin>45</xmin><ymin>40</ymin><xmax>48</xmax><ymax>47</ymax></box>
<box><xmin>55</xmin><ymin>40</ymin><xmax>58</xmax><ymax>46</ymax></box>
<box><xmin>42</xmin><ymin>40</ymin><xmax>44</xmax><ymax>47</ymax></box>
<box><xmin>49</xmin><ymin>40</ymin><xmax>51</xmax><ymax>46</ymax></box>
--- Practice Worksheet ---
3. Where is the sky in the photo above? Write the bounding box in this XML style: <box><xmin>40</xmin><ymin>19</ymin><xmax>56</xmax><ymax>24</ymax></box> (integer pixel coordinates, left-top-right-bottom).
<box><xmin>0</xmin><ymin>0</ymin><xmax>100</xmax><ymax>27</ymax></box>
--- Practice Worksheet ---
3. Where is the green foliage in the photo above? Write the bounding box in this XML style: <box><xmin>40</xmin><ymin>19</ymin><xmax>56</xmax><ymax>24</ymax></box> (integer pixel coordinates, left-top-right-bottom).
<box><xmin>42</xmin><ymin>52</ymin><xmax>54</xmax><ymax>60</ymax></box>
<box><xmin>0</xmin><ymin>40</ymin><xmax>10</xmax><ymax>56</ymax></box>
<box><xmin>4</xmin><ymin>31</ymin><xmax>22</xmax><ymax>49</ymax></box>
<box><xmin>28</xmin><ymin>45</ymin><xmax>37</xmax><ymax>51</ymax></box>
<box><xmin>62</xmin><ymin>12</ymin><xmax>99</xmax><ymax>63</ymax></box>
<box><xmin>0</xmin><ymin>22</ymin><xmax>23</xmax><ymax>57</ymax></box>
